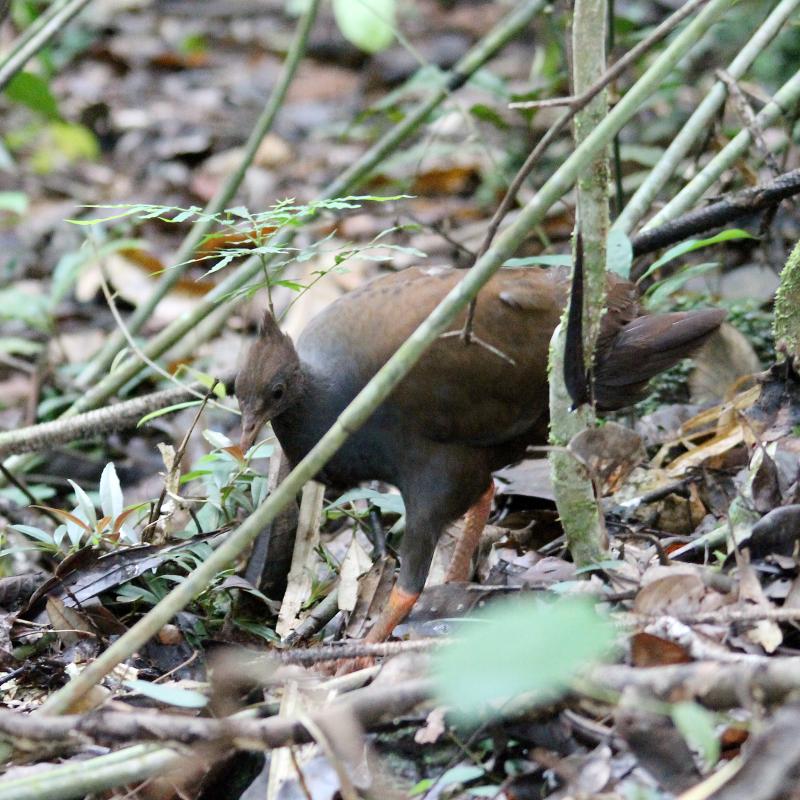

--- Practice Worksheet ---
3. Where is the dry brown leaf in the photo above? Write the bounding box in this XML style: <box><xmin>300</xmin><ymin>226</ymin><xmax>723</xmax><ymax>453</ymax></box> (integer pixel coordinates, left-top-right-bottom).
<box><xmin>630</xmin><ymin>632</ymin><xmax>692</xmax><ymax>667</ymax></box>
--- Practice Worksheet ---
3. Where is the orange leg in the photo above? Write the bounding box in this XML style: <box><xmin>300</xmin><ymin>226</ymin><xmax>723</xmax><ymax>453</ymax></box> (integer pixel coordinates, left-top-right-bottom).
<box><xmin>444</xmin><ymin>482</ymin><xmax>495</xmax><ymax>583</ymax></box>
<box><xmin>365</xmin><ymin>585</ymin><xmax>420</xmax><ymax>643</ymax></box>
<box><xmin>332</xmin><ymin>586</ymin><xmax>419</xmax><ymax>675</ymax></box>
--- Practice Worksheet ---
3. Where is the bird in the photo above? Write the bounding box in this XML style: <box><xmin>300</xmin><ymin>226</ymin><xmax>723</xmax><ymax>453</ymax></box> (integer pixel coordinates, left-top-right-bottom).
<box><xmin>235</xmin><ymin>265</ymin><xmax>725</xmax><ymax>643</ymax></box>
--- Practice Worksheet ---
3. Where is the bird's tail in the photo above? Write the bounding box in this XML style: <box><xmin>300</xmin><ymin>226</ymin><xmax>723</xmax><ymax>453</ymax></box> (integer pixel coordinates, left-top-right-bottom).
<box><xmin>593</xmin><ymin>308</ymin><xmax>726</xmax><ymax>410</ymax></box>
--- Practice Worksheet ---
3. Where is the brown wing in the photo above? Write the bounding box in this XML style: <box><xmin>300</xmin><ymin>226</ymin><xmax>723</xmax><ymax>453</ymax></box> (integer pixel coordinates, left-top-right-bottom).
<box><xmin>298</xmin><ymin>266</ymin><xmax>570</xmax><ymax>445</ymax></box>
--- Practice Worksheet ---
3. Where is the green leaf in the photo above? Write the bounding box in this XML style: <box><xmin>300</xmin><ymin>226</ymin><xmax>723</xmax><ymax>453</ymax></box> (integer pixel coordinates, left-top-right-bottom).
<box><xmin>246</xmin><ymin>442</ymin><xmax>274</xmax><ymax>459</ymax></box>
<box><xmin>138</xmin><ymin>400</ymin><xmax>203</xmax><ymax>427</ymax></box>
<box><xmin>433</xmin><ymin>596</ymin><xmax>614</xmax><ymax>720</ymax></box>
<box><xmin>437</xmin><ymin>764</ymin><xmax>485</xmax><ymax>787</ymax></box>
<box><xmin>173</xmin><ymin>365</ymin><xmax>227</xmax><ymax>397</ymax></box>
<box><xmin>639</xmin><ymin>229</ymin><xmax>754</xmax><ymax>281</ymax></box>
<box><xmin>606</xmin><ymin>228</ymin><xmax>633</xmax><ymax>278</ymax></box>
<box><xmin>503</xmin><ymin>255</ymin><xmax>572</xmax><ymax>268</ymax></box>
<box><xmin>10</xmin><ymin>524</ymin><xmax>54</xmax><ymax>544</ymax></box>
<box><xmin>0</xmin><ymin>191</ymin><xmax>28</xmax><ymax>215</ymax></box>
<box><xmin>203</xmin><ymin>429</ymin><xmax>233</xmax><ymax>449</ymax></box>
<box><xmin>327</xmin><ymin>487</ymin><xmax>405</xmax><ymax>516</ymax></box>
<box><xmin>645</xmin><ymin>262</ymin><xmax>718</xmax><ymax>308</ymax></box>
<box><xmin>332</xmin><ymin>0</ymin><xmax>395</xmax><ymax>54</ymax></box>
<box><xmin>125</xmin><ymin>679</ymin><xmax>208</xmax><ymax>708</ymax></box>
<box><xmin>47</xmin><ymin>122</ymin><xmax>98</xmax><ymax>160</ymax></box>
<box><xmin>671</xmin><ymin>701</ymin><xmax>720</xmax><ymax>767</ymax></box>
<box><xmin>5</xmin><ymin>71</ymin><xmax>60</xmax><ymax>119</ymax></box>
<box><xmin>470</xmin><ymin>103</ymin><xmax>509</xmax><ymax>130</ymax></box>
<box><xmin>0</xmin><ymin>288</ymin><xmax>51</xmax><ymax>332</ymax></box>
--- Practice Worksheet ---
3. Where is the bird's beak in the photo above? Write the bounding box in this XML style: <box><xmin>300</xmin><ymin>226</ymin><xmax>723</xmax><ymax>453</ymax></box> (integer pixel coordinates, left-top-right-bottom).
<box><xmin>239</xmin><ymin>413</ymin><xmax>264</xmax><ymax>455</ymax></box>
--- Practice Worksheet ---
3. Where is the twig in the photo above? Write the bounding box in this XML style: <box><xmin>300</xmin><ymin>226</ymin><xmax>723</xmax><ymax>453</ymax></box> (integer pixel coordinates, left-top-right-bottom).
<box><xmin>282</xmin><ymin>588</ymin><xmax>341</xmax><ymax>646</ymax></box>
<box><xmin>630</xmin><ymin>167</ymin><xmax>800</xmax><ymax>266</ymax></box>
<box><xmin>631</xmin><ymin>606</ymin><xmax>800</xmax><ymax>626</ymax></box>
<box><xmin>588</xmin><ymin>657</ymin><xmax>800</xmax><ymax>708</ymax></box>
<box><xmin>98</xmin><ymin>262</ymin><xmax>229</xmax><ymax>411</ymax></box>
<box><xmin>0</xmin><ymin>379</ymin><xmax>232</xmax><ymax>458</ymax></box>
<box><xmin>717</xmin><ymin>69</ymin><xmax>784</xmax><ymax>177</ymax></box>
<box><xmin>643</xmin><ymin>66</ymin><xmax>800</xmax><ymax>230</ymax></box>
<box><xmin>145</xmin><ymin>381</ymin><xmax>219</xmax><ymax>533</ymax></box>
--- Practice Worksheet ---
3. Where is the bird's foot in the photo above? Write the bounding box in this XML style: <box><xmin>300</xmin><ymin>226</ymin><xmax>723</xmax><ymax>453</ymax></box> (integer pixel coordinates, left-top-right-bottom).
<box><xmin>322</xmin><ymin>585</ymin><xmax>420</xmax><ymax>676</ymax></box>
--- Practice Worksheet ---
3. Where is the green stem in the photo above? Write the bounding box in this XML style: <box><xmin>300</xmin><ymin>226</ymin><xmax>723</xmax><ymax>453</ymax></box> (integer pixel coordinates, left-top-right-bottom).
<box><xmin>549</xmin><ymin>0</ymin><xmax>609</xmax><ymax>567</ymax></box>
<box><xmin>0</xmin><ymin>0</ymin><xmax>91</xmax><ymax>91</ymax></box>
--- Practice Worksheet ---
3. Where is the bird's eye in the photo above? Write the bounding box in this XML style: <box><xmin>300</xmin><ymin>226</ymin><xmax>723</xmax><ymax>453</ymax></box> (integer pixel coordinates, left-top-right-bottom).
<box><xmin>271</xmin><ymin>384</ymin><xmax>285</xmax><ymax>400</ymax></box>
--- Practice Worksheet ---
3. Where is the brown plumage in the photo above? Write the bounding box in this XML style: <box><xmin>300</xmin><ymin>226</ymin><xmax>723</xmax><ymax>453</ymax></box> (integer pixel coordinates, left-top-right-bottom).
<box><xmin>235</xmin><ymin>266</ymin><xmax>725</xmax><ymax>640</ymax></box>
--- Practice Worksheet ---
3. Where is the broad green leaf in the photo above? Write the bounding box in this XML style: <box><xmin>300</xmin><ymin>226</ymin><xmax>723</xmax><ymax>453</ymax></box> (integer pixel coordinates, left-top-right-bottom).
<box><xmin>0</xmin><ymin>288</ymin><xmax>51</xmax><ymax>332</ymax></box>
<box><xmin>606</xmin><ymin>228</ymin><xmax>633</xmax><ymax>278</ymax></box>
<box><xmin>48</xmin><ymin>122</ymin><xmax>99</xmax><ymax>161</ymax></box>
<box><xmin>639</xmin><ymin>229</ymin><xmax>754</xmax><ymax>281</ymax></box>
<box><xmin>174</xmin><ymin>365</ymin><xmax>227</xmax><ymax>397</ymax></box>
<box><xmin>437</xmin><ymin>765</ymin><xmax>485</xmax><ymax>787</ymax></box>
<box><xmin>503</xmin><ymin>255</ymin><xmax>572</xmax><ymax>268</ymax></box>
<box><xmin>203</xmin><ymin>429</ymin><xmax>233</xmax><ymax>449</ymax></box>
<box><xmin>99</xmin><ymin>463</ymin><xmax>124</xmax><ymax>519</ymax></box>
<box><xmin>433</xmin><ymin>596</ymin><xmax>614</xmax><ymax>720</ymax></box>
<box><xmin>125</xmin><ymin>679</ymin><xmax>208</xmax><ymax>708</ymax></box>
<box><xmin>246</xmin><ymin>442</ymin><xmax>274</xmax><ymax>459</ymax></box>
<box><xmin>327</xmin><ymin>487</ymin><xmax>405</xmax><ymax>516</ymax></box>
<box><xmin>672</xmin><ymin>701</ymin><xmax>720</xmax><ymax>767</ymax></box>
<box><xmin>5</xmin><ymin>71</ymin><xmax>59</xmax><ymax>119</ymax></box>
<box><xmin>332</xmin><ymin>0</ymin><xmax>395</xmax><ymax>54</ymax></box>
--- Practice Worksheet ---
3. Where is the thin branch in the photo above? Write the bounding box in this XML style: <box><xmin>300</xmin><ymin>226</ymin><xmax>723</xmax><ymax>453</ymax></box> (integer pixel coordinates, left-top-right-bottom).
<box><xmin>643</xmin><ymin>65</ymin><xmax>800</xmax><ymax>230</ymax></box>
<box><xmin>717</xmin><ymin>68</ymin><xmax>784</xmax><ymax>176</ymax></box>
<box><xmin>0</xmin><ymin>380</ymin><xmax>232</xmax><ymax>458</ymax></box>
<box><xmin>629</xmin><ymin>167</ymin><xmax>800</xmax><ymax>264</ymax></box>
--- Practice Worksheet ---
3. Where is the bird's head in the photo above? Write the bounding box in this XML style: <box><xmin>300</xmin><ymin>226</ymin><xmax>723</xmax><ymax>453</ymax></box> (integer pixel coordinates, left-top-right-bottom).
<box><xmin>235</xmin><ymin>311</ymin><xmax>303</xmax><ymax>454</ymax></box>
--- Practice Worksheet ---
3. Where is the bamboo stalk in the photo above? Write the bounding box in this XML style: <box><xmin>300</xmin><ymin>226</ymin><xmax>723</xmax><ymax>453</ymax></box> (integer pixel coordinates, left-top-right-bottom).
<box><xmin>548</xmin><ymin>0</ymin><xmax>610</xmax><ymax>567</ymax></box>
<box><xmin>0</xmin><ymin>0</ymin><xmax>91</xmax><ymax>91</ymax></box>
